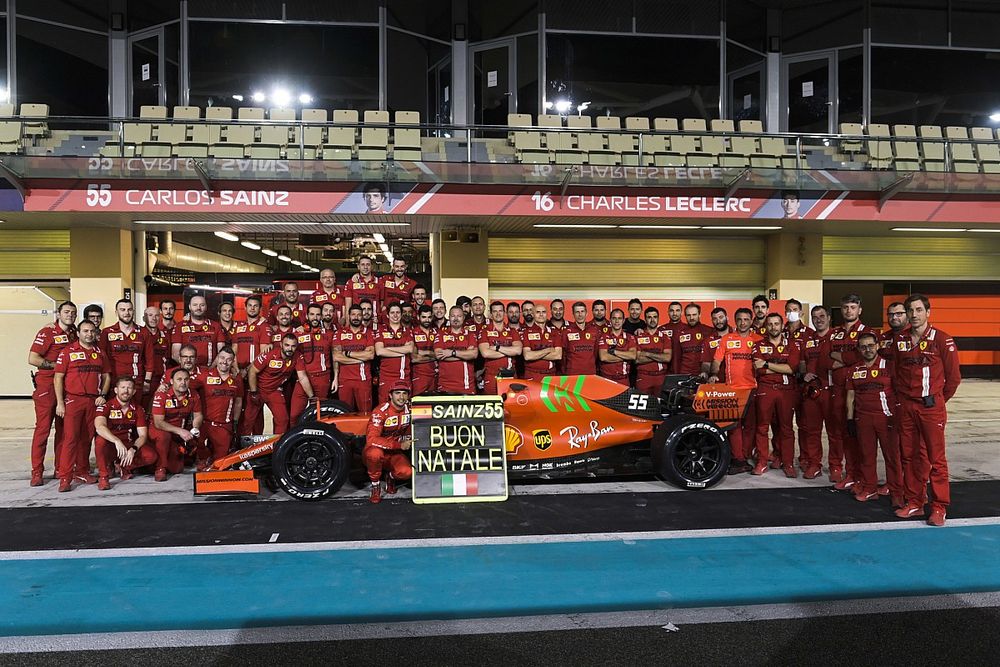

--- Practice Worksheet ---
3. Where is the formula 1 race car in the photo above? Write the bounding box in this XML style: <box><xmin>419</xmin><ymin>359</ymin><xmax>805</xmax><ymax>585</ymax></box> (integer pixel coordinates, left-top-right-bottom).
<box><xmin>195</xmin><ymin>374</ymin><xmax>751</xmax><ymax>500</ymax></box>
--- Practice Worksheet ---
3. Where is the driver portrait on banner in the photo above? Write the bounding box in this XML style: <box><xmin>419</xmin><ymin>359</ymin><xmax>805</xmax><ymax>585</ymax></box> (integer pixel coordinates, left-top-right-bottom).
<box><xmin>752</xmin><ymin>189</ymin><xmax>821</xmax><ymax>219</ymax></box>
<box><xmin>363</xmin><ymin>182</ymin><xmax>389</xmax><ymax>214</ymax></box>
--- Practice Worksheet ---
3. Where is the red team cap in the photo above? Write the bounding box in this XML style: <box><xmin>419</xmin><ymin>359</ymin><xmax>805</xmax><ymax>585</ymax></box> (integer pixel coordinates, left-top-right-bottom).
<box><xmin>389</xmin><ymin>381</ymin><xmax>411</xmax><ymax>393</ymax></box>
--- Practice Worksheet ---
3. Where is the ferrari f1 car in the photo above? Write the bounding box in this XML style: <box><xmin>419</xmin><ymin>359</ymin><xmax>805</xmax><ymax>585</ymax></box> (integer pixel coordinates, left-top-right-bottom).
<box><xmin>198</xmin><ymin>375</ymin><xmax>751</xmax><ymax>500</ymax></box>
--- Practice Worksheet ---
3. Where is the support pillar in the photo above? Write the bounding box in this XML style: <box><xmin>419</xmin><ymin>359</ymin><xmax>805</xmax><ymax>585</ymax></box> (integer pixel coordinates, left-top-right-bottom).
<box><xmin>766</xmin><ymin>233</ymin><xmax>823</xmax><ymax>321</ymax></box>
<box><xmin>431</xmin><ymin>229</ymin><xmax>488</xmax><ymax>306</ymax></box>
<box><xmin>70</xmin><ymin>228</ymin><xmax>135</xmax><ymax>320</ymax></box>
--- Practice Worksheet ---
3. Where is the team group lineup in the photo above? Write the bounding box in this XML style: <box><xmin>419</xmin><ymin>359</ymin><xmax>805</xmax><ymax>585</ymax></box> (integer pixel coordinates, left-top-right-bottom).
<box><xmin>27</xmin><ymin>255</ymin><xmax>961</xmax><ymax>519</ymax></box>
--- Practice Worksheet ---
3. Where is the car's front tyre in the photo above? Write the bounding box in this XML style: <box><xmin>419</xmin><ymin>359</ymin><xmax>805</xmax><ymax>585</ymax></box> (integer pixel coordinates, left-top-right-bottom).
<box><xmin>271</xmin><ymin>425</ymin><xmax>351</xmax><ymax>500</ymax></box>
<box><xmin>652</xmin><ymin>416</ymin><xmax>730</xmax><ymax>489</ymax></box>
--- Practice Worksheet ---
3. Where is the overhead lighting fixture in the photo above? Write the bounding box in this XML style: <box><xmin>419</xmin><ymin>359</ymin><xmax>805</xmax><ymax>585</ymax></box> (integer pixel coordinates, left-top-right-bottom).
<box><xmin>966</xmin><ymin>228</ymin><xmax>1000</xmax><ymax>233</ymax></box>
<box><xmin>990</xmin><ymin>112</ymin><xmax>1000</xmax><ymax>123</ymax></box>
<box><xmin>271</xmin><ymin>87</ymin><xmax>292</xmax><ymax>108</ymax></box>
<box><xmin>213</xmin><ymin>231</ymin><xmax>240</xmax><ymax>242</ymax></box>
<box><xmin>290</xmin><ymin>259</ymin><xmax>304</xmax><ymax>266</ymax></box>
<box><xmin>240</xmin><ymin>240</ymin><xmax>261</xmax><ymax>250</ymax></box>
<box><xmin>620</xmin><ymin>225</ymin><xmax>701</xmax><ymax>230</ymax></box>
<box><xmin>261</xmin><ymin>248</ymin><xmax>278</xmax><ymax>257</ymax></box>
<box><xmin>701</xmin><ymin>226</ymin><xmax>782</xmax><ymax>231</ymax></box>
<box><xmin>891</xmin><ymin>227</ymin><xmax>967</xmax><ymax>232</ymax></box>
<box><xmin>554</xmin><ymin>99</ymin><xmax>572</xmax><ymax>114</ymax></box>
<box><xmin>372</xmin><ymin>232</ymin><xmax>386</xmax><ymax>243</ymax></box>
<box><xmin>298</xmin><ymin>93</ymin><xmax>313</xmax><ymax>105</ymax></box>
<box><xmin>323</xmin><ymin>222</ymin><xmax>410</xmax><ymax>227</ymax></box>
<box><xmin>251</xmin><ymin>90</ymin><xmax>266</xmax><ymax>103</ymax></box>
<box><xmin>231</xmin><ymin>94</ymin><xmax>244</xmax><ymax>102</ymax></box>
<box><xmin>378</xmin><ymin>242</ymin><xmax>391</xmax><ymax>253</ymax></box>
<box><xmin>277</xmin><ymin>254</ymin><xmax>292</xmax><ymax>262</ymax></box>
<box><xmin>533</xmin><ymin>224</ymin><xmax>617</xmax><ymax>229</ymax></box>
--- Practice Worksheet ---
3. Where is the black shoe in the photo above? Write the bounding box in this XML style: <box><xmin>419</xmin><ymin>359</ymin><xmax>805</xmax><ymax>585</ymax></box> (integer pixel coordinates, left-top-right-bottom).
<box><xmin>728</xmin><ymin>459</ymin><xmax>751</xmax><ymax>475</ymax></box>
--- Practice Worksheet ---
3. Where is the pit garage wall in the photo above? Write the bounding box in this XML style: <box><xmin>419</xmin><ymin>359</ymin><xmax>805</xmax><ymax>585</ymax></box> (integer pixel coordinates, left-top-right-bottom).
<box><xmin>487</xmin><ymin>236</ymin><xmax>767</xmax><ymax>301</ymax></box>
<box><xmin>825</xmin><ymin>236</ymin><xmax>1000</xmax><ymax>378</ymax></box>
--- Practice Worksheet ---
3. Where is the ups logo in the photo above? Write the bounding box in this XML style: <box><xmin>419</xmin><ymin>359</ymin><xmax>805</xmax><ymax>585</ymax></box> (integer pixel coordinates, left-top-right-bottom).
<box><xmin>532</xmin><ymin>429</ymin><xmax>552</xmax><ymax>451</ymax></box>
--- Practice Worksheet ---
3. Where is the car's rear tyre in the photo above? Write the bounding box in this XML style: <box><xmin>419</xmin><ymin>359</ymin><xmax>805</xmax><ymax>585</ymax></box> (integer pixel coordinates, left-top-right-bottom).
<box><xmin>652</xmin><ymin>416</ymin><xmax>730</xmax><ymax>489</ymax></box>
<box><xmin>271</xmin><ymin>426</ymin><xmax>351</xmax><ymax>500</ymax></box>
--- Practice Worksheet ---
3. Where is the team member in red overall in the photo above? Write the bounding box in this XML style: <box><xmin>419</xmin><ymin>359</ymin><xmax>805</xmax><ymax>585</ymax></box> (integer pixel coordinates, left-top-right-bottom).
<box><xmin>364</xmin><ymin>382</ymin><xmax>413</xmax><ymax>504</ymax></box>
<box><xmin>824</xmin><ymin>294</ymin><xmax>878</xmax><ymax>490</ymax></box>
<box><xmin>190</xmin><ymin>346</ymin><xmax>243</xmax><ymax>464</ymax></box>
<box><xmin>379</xmin><ymin>259</ymin><xmax>418</xmax><ymax>316</ymax></box>
<box><xmin>708</xmin><ymin>308</ymin><xmax>760</xmax><ymax>474</ymax></box>
<box><xmin>268</xmin><ymin>282</ymin><xmax>306</xmax><ymax>328</ymax></box>
<box><xmin>751</xmin><ymin>295</ymin><xmax>770</xmax><ymax>336</ymax></box>
<box><xmin>799</xmin><ymin>305</ymin><xmax>833</xmax><ymax>479</ymax></box>
<box><xmin>659</xmin><ymin>301</ymin><xmax>684</xmax><ymax>372</ymax></box>
<box><xmin>149</xmin><ymin>367</ymin><xmax>204</xmax><ymax>480</ymax></box>
<box><xmin>231</xmin><ymin>295</ymin><xmax>268</xmax><ymax>436</ymax></box>
<box><xmin>478</xmin><ymin>301</ymin><xmax>523</xmax><ymax>395</ymax></box>
<box><xmin>892</xmin><ymin>294</ymin><xmax>961</xmax><ymax>526</ymax></box>
<box><xmin>53</xmin><ymin>320</ymin><xmax>111</xmax><ymax>491</ymax></box>
<box><xmin>142</xmin><ymin>306</ymin><xmax>172</xmax><ymax>410</ymax></box>
<box><xmin>332</xmin><ymin>305</ymin><xmax>375</xmax><ymax>411</ymax></box>
<box><xmin>634</xmin><ymin>307</ymin><xmax>672</xmax><ymax>396</ymax></box>
<box><xmin>562</xmin><ymin>302</ymin><xmax>599</xmax><ymax>376</ymax></box>
<box><xmin>846</xmin><ymin>332</ymin><xmax>902</xmax><ymax>504</ymax></box>
<box><xmin>751</xmin><ymin>313</ymin><xmax>801</xmax><ymax>476</ymax></box>
<box><xmin>375</xmin><ymin>302</ymin><xmax>414</xmax><ymax>403</ymax></box>
<box><xmin>782</xmin><ymin>299</ymin><xmax>817</xmax><ymax>475</ymax></box>
<box><xmin>433</xmin><ymin>306</ymin><xmax>479</xmax><ymax>394</ymax></box>
<box><xmin>171</xmin><ymin>295</ymin><xmax>225</xmax><ymax>367</ymax></box>
<box><xmin>94</xmin><ymin>377</ymin><xmax>157</xmax><ymax>489</ymax></box>
<box><xmin>700</xmin><ymin>307</ymin><xmax>731</xmax><ymax>379</ymax></box>
<box><xmin>521</xmin><ymin>304</ymin><xmax>562</xmax><ymax>381</ymax></box>
<box><xmin>597</xmin><ymin>309</ymin><xmax>637</xmax><ymax>386</ymax></box>
<box><xmin>410</xmin><ymin>305</ymin><xmax>438</xmax><ymax>396</ymax></box>
<box><xmin>313</xmin><ymin>269</ymin><xmax>345</xmax><ymax>325</ymax></box>
<box><xmin>344</xmin><ymin>256</ymin><xmax>382</xmax><ymax>326</ymax></box>
<box><xmin>676</xmin><ymin>304</ymin><xmax>714</xmax><ymax>376</ymax></box>
<box><xmin>27</xmin><ymin>300</ymin><xmax>77</xmax><ymax>485</ymax></box>
<box><xmin>247</xmin><ymin>333</ymin><xmax>313</xmax><ymax>434</ymax></box>
<box><xmin>218</xmin><ymin>303</ymin><xmax>236</xmax><ymax>345</ymax></box>
<box><xmin>102</xmin><ymin>299</ymin><xmax>155</xmax><ymax>403</ymax></box>
<box><xmin>290</xmin><ymin>305</ymin><xmax>338</xmax><ymax>424</ymax></box>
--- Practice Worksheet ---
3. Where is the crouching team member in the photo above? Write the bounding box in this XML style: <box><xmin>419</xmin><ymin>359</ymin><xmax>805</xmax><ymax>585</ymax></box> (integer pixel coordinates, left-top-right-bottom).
<box><xmin>364</xmin><ymin>382</ymin><xmax>413</xmax><ymax>504</ymax></box>
<box><xmin>94</xmin><ymin>376</ymin><xmax>157</xmax><ymax>489</ymax></box>
<box><xmin>149</xmin><ymin>367</ymin><xmax>204</xmax><ymax>481</ymax></box>
<box><xmin>478</xmin><ymin>300</ymin><xmax>522</xmax><ymax>395</ymax></box>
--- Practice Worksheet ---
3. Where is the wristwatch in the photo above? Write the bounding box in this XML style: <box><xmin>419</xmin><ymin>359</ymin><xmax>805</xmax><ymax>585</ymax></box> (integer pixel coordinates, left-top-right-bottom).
<box><xmin>451</xmin><ymin>349</ymin><xmax>457</xmax><ymax>357</ymax></box>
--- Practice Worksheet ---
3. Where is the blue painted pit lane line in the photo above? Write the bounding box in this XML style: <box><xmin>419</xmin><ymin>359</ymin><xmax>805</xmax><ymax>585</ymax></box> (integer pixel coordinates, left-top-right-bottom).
<box><xmin>2</xmin><ymin>522</ymin><xmax>1000</xmax><ymax>637</ymax></box>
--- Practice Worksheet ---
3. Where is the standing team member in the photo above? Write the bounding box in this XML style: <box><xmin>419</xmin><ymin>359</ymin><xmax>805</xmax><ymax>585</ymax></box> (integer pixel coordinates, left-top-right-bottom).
<box><xmin>675</xmin><ymin>303</ymin><xmax>713</xmax><ymax>376</ymax></box>
<box><xmin>333</xmin><ymin>305</ymin><xmax>376</xmax><ymax>411</ymax></box>
<box><xmin>321</xmin><ymin>303</ymin><xmax>339</xmax><ymax>331</ymax></box>
<box><xmin>313</xmin><ymin>269</ymin><xmax>346</xmax><ymax>325</ymax></box>
<box><xmin>634</xmin><ymin>307</ymin><xmax>672</xmax><ymax>395</ymax></box>
<box><xmin>590</xmin><ymin>300</ymin><xmax>611</xmax><ymax>331</ymax></box>
<box><xmin>506</xmin><ymin>301</ymin><xmax>522</xmax><ymax>331</ymax></box>
<box><xmin>597</xmin><ymin>309</ymin><xmax>637</xmax><ymax>386</ymax></box>
<box><xmin>660</xmin><ymin>301</ymin><xmax>684</xmax><ymax>372</ymax></box>
<box><xmin>158</xmin><ymin>300</ymin><xmax>178</xmax><ymax>333</ymax></box>
<box><xmin>363</xmin><ymin>382</ymin><xmax>413</xmax><ymax>504</ymax></box>
<box><xmin>700</xmin><ymin>307</ymin><xmax>731</xmax><ymax>379</ymax></box>
<box><xmin>798</xmin><ymin>305</ymin><xmax>833</xmax><ymax>479</ymax></box>
<box><xmin>783</xmin><ymin>299</ymin><xmax>819</xmax><ymax>476</ymax></box>
<box><xmin>218</xmin><ymin>303</ymin><xmax>236</xmax><ymax>343</ymax></box>
<box><xmin>466</xmin><ymin>296</ymin><xmax>488</xmax><ymax>334</ymax></box>
<box><xmin>149</xmin><ymin>368</ymin><xmax>204</xmax><ymax>481</ymax></box>
<box><xmin>171</xmin><ymin>295</ymin><xmax>225</xmax><ymax>367</ymax></box>
<box><xmin>27</xmin><ymin>300</ymin><xmax>77</xmax><ymax>486</ymax></box>
<box><xmin>433</xmin><ymin>306</ymin><xmax>478</xmax><ymax>395</ymax></box>
<box><xmin>267</xmin><ymin>305</ymin><xmax>301</xmax><ymax>346</ymax></box>
<box><xmin>410</xmin><ymin>305</ymin><xmax>438</xmax><ymax>396</ymax></box>
<box><xmin>751</xmin><ymin>295</ymin><xmax>770</xmax><ymax>336</ymax></box>
<box><xmin>825</xmin><ymin>294</ymin><xmax>877</xmax><ymax>489</ymax></box>
<box><xmin>751</xmin><ymin>314</ymin><xmax>800</xmax><ymax>476</ymax></box>
<box><xmin>411</xmin><ymin>285</ymin><xmax>429</xmax><ymax>310</ymax></box>
<box><xmin>893</xmin><ymin>295</ymin><xmax>961</xmax><ymax>526</ymax></box>
<box><xmin>53</xmin><ymin>320</ymin><xmax>110</xmax><ymax>491</ymax></box>
<box><xmin>880</xmin><ymin>301</ymin><xmax>908</xmax><ymax>360</ymax></box>
<box><xmin>375</xmin><ymin>302</ymin><xmax>414</xmax><ymax>404</ymax></box>
<box><xmin>94</xmin><ymin>377</ymin><xmax>157</xmax><ymax>489</ymax></box>
<box><xmin>623</xmin><ymin>299</ymin><xmax>645</xmax><ymax>335</ymax></box>
<box><xmin>380</xmin><ymin>259</ymin><xmax>418</xmax><ymax>316</ymax></box>
<box><xmin>344</xmin><ymin>256</ymin><xmax>381</xmax><ymax>325</ymax></box>
<box><xmin>82</xmin><ymin>304</ymin><xmax>104</xmax><ymax>331</ymax></box>
<box><xmin>231</xmin><ymin>295</ymin><xmax>269</xmax><ymax>436</ymax></box>
<box><xmin>522</xmin><ymin>304</ymin><xmax>562</xmax><ymax>381</ymax></box>
<box><xmin>268</xmin><ymin>282</ymin><xmax>306</xmax><ymax>327</ymax></box>
<box><xmin>846</xmin><ymin>332</ymin><xmax>902</xmax><ymax>504</ymax></box>
<box><xmin>708</xmin><ymin>308</ymin><xmax>759</xmax><ymax>474</ymax></box>
<box><xmin>478</xmin><ymin>301</ymin><xmax>523</xmax><ymax>395</ymax></box>
<box><xmin>102</xmin><ymin>299</ymin><xmax>155</xmax><ymax>402</ymax></box>
<box><xmin>191</xmin><ymin>346</ymin><xmax>243</xmax><ymax>465</ymax></box>
<box><xmin>290</xmin><ymin>304</ymin><xmax>338</xmax><ymax>424</ymax></box>
<box><xmin>562</xmin><ymin>302</ymin><xmax>599</xmax><ymax>376</ymax></box>
<box><xmin>519</xmin><ymin>300</ymin><xmax>534</xmax><ymax>329</ymax></box>
<box><xmin>431</xmin><ymin>299</ymin><xmax>449</xmax><ymax>329</ymax></box>
<box><xmin>247</xmin><ymin>333</ymin><xmax>314</xmax><ymax>434</ymax></box>
<box><xmin>143</xmin><ymin>307</ymin><xmax>171</xmax><ymax>407</ymax></box>
<box><xmin>547</xmin><ymin>299</ymin><xmax>567</xmax><ymax>330</ymax></box>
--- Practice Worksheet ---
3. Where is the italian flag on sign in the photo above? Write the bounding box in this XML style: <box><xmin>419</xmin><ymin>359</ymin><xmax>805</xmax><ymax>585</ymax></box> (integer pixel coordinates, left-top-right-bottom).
<box><xmin>441</xmin><ymin>473</ymin><xmax>479</xmax><ymax>496</ymax></box>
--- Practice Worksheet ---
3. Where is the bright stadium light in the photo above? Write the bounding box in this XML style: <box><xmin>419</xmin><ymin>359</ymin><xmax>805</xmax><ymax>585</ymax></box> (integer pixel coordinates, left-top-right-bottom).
<box><xmin>213</xmin><ymin>231</ymin><xmax>240</xmax><ymax>242</ymax></box>
<box><xmin>261</xmin><ymin>248</ymin><xmax>278</xmax><ymax>257</ymax></box>
<box><xmin>231</xmin><ymin>94</ymin><xmax>244</xmax><ymax>102</ymax></box>
<box><xmin>271</xmin><ymin>88</ymin><xmax>292</xmax><ymax>107</ymax></box>
<box><xmin>277</xmin><ymin>254</ymin><xmax>292</xmax><ymax>262</ymax></box>
<box><xmin>251</xmin><ymin>90</ymin><xmax>266</xmax><ymax>103</ymax></box>
<box><xmin>372</xmin><ymin>233</ymin><xmax>385</xmax><ymax>243</ymax></box>
<box><xmin>240</xmin><ymin>240</ymin><xmax>261</xmax><ymax>250</ymax></box>
<box><xmin>991</xmin><ymin>112</ymin><xmax>1000</xmax><ymax>123</ymax></box>
<box><xmin>554</xmin><ymin>99</ymin><xmax>572</xmax><ymax>113</ymax></box>
<box><xmin>299</xmin><ymin>93</ymin><xmax>314</xmax><ymax>105</ymax></box>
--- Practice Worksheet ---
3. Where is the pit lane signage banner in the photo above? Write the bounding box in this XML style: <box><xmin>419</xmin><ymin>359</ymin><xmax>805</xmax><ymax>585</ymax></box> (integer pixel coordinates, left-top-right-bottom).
<box><xmin>410</xmin><ymin>395</ymin><xmax>508</xmax><ymax>505</ymax></box>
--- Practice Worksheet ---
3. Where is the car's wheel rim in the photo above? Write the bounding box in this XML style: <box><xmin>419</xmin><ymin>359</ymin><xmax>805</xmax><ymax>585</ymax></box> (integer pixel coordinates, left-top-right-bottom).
<box><xmin>673</xmin><ymin>430</ymin><xmax>722</xmax><ymax>481</ymax></box>
<box><xmin>285</xmin><ymin>440</ymin><xmax>337</xmax><ymax>489</ymax></box>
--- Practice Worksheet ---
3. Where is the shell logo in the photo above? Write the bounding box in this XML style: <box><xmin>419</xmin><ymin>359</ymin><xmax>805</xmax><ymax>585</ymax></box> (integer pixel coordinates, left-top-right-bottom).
<box><xmin>504</xmin><ymin>425</ymin><xmax>524</xmax><ymax>454</ymax></box>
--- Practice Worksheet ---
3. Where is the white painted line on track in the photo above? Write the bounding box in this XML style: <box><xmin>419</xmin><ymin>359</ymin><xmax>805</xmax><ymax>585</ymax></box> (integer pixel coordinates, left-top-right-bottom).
<box><xmin>3</xmin><ymin>516</ymin><xmax>999</xmax><ymax>561</ymax></box>
<box><xmin>2</xmin><ymin>591</ymin><xmax>998</xmax><ymax>653</ymax></box>
<box><xmin>269</xmin><ymin>533</ymin><xmax>279</xmax><ymax>543</ymax></box>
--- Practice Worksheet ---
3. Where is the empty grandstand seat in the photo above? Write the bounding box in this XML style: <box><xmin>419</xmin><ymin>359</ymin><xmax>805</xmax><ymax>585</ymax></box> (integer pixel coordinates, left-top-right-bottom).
<box><xmin>171</xmin><ymin>106</ymin><xmax>207</xmax><ymax>158</ymax></box>
<box><xmin>866</xmin><ymin>123</ymin><xmax>893</xmax><ymax>170</ymax></box>
<box><xmin>539</xmin><ymin>114</ymin><xmax>574</xmax><ymax>160</ymax></box>
<box><xmin>201</xmin><ymin>106</ymin><xmax>232</xmax><ymax>156</ymax></box>
<box><xmin>288</xmin><ymin>108</ymin><xmax>325</xmax><ymax>160</ymax></box>
<box><xmin>891</xmin><ymin>124</ymin><xmax>922</xmax><ymax>171</ymax></box>
<box><xmin>756</xmin><ymin>129</ymin><xmax>797</xmax><ymax>169</ymax></box>
<box><xmin>0</xmin><ymin>103</ymin><xmax>20</xmax><ymax>154</ymax></box>
<box><xmin>650</xmin><ymin>117</ymin><xmax>683</xmax><ymax>167</ymax></box>
<box><xmin>132</xmin><ymin>105</ymin><xmax>172</xmax><ymax>158</ymax></box>
<box><xmin>716</xmin><ymin>119</ymin><xmax>753</xmax><ymax>168</ymax></box>
<box><xmin>624</xmin><ymin>116</ymin><xmax>650</xmax><ymax>165</ymax></box>
<box><xmin>249</xmin><ymin>107</ymin><xmax>294</xmax><ymax>159</ymax></box>
<box><xmin>507</xmin><ymin>113</ymin><xmax>546</xmax><ymax>163</ymax></box>
<box><xmin>567</xmin><ymin>115</ymin><xmax>608</xmax><ymax>165</ymax></box>
<box><xmin>359</xmin><ymin>110</ymin><xmax>389</xmax><ymax>161</ymax></box>
<box><xmin>945</xmin><ymin>126</ymin><xmax>979</xmax><ymax>172</ymax></box>
<box><xmin>209</xmin><ymin>107</ymin><xmax>258</xmax><ymax>158</ymax></box>
<box><xmin>323</xmin><ymin>109</ymin><xmax>358</xmax><ymax>160</ymax></box>
<box><xmin>19</xmin><ymin>103</ymin><xmax>49</xmax><ymax>140</ymax></box>
<box><xmin>675</xmin><ymin>118</ymin><xmax>713</xmax><ymax>167</ymax></box>
<box><xmin>971</xmin><ymin>126</ymin><xmax>1000</xmax><ymax>173</ymax></box>
<box><xmin>839</xmin><ymin>123</ymin><xmax>864</xmax><ymax>157</ymax></box>
<box><xmin>598</xmin><ymin>116</ymin><xmax>629</xmax><ymax>164</ymax></box>
<box><xmin>392</xmin><ymin>111</ymin><xmax>422</xmax><ymax>160</ymax></box>
<box><xmin>918</xmin><ymin>125</ymin><xmax>946</xmax><ymax>171</ymax></box>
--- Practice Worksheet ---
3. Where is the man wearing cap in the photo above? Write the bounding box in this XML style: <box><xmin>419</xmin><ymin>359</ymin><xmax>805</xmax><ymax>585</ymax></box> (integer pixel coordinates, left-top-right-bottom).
<box><xmin>364</xmin><ymin>382</ymin><xmax>413</xmax><ymax>504</ymax></box>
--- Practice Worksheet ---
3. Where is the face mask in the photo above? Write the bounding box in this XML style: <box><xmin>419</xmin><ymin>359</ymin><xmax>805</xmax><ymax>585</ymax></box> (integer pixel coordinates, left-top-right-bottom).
<box><xmin>786</xmin><ymin>311</ymin><xmax>800</xmax><ymax>323</ymax></box>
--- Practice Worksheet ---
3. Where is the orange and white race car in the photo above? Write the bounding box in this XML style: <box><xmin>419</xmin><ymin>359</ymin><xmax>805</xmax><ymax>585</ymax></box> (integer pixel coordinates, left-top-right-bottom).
<box><xmin>196</xmin><ymin>374</ymin><xmax>751</xmax><ymax>500</ymax></box>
